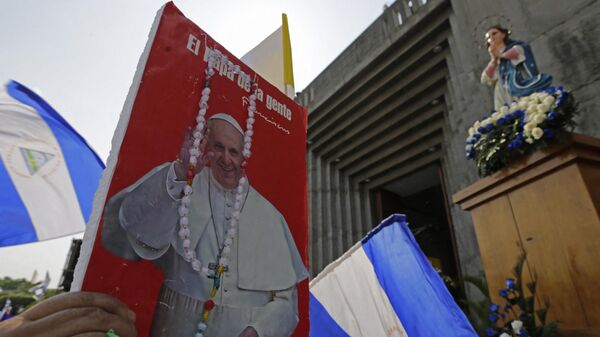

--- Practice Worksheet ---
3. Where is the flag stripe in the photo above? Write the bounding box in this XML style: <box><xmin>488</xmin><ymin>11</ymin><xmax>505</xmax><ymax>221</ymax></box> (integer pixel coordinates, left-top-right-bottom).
<box><xmin>309</xmin><ymin>293</ymin><xmax>351</xmax><ymax>337</ymax></box>
<box><xmin>6</xmin><ymin>81</ymin><xmax>104</xmax><ymax>222</ymax></box>
<box><xmin>281</xmin><ymin>13</ymin><xmax>294</xmax><ymax>90</ymax></box>
<box><xmin>361</xmin><ymin>214</ymin><xmax>477</xmax><ymax>337</ymax></box>
<box><xmin>0</xmin><ymin>82</ymin><xmax>92</xmax><ymax>244</ymax></box>
<box><xmin>0</xmin><ymin>158</ymin><xmax>37</xmax><ymax>245</ymax></box>
<box><xmin>310</xmin><ymin>243</ymin><xmax>408</xmax><ymax>337</ymax></box>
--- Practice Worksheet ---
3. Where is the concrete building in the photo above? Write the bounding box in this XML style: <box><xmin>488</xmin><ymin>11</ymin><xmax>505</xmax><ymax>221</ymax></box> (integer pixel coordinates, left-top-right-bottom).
<box><xmin>298</xmin><ymin>0</ymin><xmax>600</xmax><ymax>299</ymax></box>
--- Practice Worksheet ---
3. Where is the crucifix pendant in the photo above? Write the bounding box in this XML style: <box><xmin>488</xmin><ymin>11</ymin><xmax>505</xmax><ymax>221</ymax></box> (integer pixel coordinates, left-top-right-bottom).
<box><xmin>208</xmin><ymin>262</ymin><xmax>228</xmax><ymax>272</ymax></box>
<box><xmin>208</xmin><ymin>273</ymin><xmax>221</xmax><ymax>297</ymax></box>
<box><xmin>208</xmin><ymin>259</ymin><xmax>227</xmax><ymax>297</ymax></box>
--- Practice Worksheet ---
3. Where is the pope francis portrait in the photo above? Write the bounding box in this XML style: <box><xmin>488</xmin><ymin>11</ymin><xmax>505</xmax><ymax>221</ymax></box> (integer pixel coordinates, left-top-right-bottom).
<box><xmin>101</xmin><ymin>113</ymin><xmax>308</xmax><ymax>337</ymax></box>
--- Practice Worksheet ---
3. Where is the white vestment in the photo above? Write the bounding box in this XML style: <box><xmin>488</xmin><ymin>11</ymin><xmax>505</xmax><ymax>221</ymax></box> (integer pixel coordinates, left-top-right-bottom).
<box><xmin>102</xmin><ymin>163</ymin><xmax>308</xmax><ymax>337</ymax></box>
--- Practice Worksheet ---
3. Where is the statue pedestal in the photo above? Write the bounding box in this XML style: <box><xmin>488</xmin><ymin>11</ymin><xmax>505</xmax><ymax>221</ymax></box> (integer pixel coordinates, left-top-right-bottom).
<box><xmin>453</xmin><ymin>133</ymin><xmax>600</xmax><ymax>335</ymax></box>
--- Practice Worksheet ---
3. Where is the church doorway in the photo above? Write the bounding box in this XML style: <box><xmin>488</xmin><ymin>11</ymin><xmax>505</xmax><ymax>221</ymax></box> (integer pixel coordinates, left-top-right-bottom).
<box><xmin>372</xmin><ymin>163</ymin><xmax>460</xmax><ymax>297</ymax></box>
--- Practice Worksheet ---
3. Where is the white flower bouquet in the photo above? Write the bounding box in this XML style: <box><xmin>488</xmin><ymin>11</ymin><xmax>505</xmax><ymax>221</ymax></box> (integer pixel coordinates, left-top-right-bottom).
<box><xmin>465</xmin><ymin>86</ymin><xmax>577</xmax><ymax>177</ymax></box>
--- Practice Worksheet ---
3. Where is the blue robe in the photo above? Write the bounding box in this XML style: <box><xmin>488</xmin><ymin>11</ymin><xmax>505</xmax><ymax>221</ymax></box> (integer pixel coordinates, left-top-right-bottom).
<box><xmin>498</xmin><ymin>40</ymin><xmax>553</xmax><ymax>98</ymax></box>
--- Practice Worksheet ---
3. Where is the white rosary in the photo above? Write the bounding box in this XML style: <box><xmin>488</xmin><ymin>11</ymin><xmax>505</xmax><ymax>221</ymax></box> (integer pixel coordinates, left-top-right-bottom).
<box><xmin>175</xmin><ymin>48</ymin><xmax>257</xmax><ymax>336</ymax></box>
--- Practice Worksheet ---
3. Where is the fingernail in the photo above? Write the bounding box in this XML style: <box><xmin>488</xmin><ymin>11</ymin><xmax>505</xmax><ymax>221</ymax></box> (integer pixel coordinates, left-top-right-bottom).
<box><xmin>128</xmin><ymin>309</ymin><xmax>137</xmax><ymax>322</ymax></box>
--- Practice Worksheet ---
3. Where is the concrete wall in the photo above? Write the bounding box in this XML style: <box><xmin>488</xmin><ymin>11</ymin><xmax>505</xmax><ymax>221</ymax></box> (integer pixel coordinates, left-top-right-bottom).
<box><xmin>443</xmin><ymin>0</ymin><xmax>600</xmax><ymax>290</ymax></box>
<box><xmin>300</xmin><ymin>0</ymin><xmax>452</xmax><ymax>275</ymax></box>
<box><xmin>298</xmin><ymin>0</ymin><xmax>439</xmax><ymax>111</ymax></box>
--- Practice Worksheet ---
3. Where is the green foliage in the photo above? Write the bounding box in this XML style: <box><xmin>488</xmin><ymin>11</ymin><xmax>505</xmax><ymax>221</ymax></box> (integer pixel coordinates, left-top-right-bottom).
<box><xmin>486</xmin><ymin>253</ymin><xmax>561</xmax><ymax>337</ymax></box>
<box><xmin>0</xmin><ymin>276</ymin><xmax>60</xmax><ymax>314</ymax></box>
<box><xmin>458</xmin><ymin>275</ymin><xmax>492</xmax><ymax>337</ymax></box>
<box><xmin>0</xmin><ymin>276</ymin><xmax>37</xmax><ymax>294</ymax></box>
<box><xmin>0</xmin><ymin>294</ymin><xmax>36</xmax><ymax>314</ymax></box>
<box><xmin>458</xmin><ymin>253</ymin><xmax>564</xmax><ymax>337</ymax></box>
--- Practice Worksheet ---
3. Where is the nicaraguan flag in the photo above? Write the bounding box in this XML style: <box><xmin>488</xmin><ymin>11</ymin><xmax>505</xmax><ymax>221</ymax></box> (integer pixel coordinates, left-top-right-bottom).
<box><xmin>310</xmin><ymin>214</ymin><xmax>477</xmax><ymax>337</ymax></box>
<box><xmin>0</xmin><ymin>80</ymin><xmax>104</xmax><ymax>247</ymax></box>
<box><xmin>0</xmin><ymin>299</ymin><xmax>12</xmax><ymax>321</ymax></box>
<box><xmin>29</xmin><ymin>271</ymin><xmax>51</xmax><ymax>301</ymax></box>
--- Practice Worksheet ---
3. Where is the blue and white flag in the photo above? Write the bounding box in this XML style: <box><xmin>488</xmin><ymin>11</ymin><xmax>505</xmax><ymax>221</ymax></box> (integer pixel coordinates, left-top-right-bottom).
<box><xmin>0</xmin><ymin>299</ymin><xmax>12</xmax><ymax>321</ymax></box>
<box><xmin>310</xmin><ymin>214</ymin><xmax>477</xmax><ymax>337</ymax></box>
<box><xmin>0</xmin><ymin>80</ymin><xmax>104</xmax><ymax>247</ymax></box>
<box><xmin>29</xmin><ymin>271</ymin><xmax>51</xmax><ymax>301</ymax></box>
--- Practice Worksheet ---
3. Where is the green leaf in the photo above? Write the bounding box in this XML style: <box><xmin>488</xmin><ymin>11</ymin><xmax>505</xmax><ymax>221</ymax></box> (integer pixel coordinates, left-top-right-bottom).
<box><xmin>536</xmin><ymin>308</ymin><xmax>548</xmax><ymax>325</ymax></box>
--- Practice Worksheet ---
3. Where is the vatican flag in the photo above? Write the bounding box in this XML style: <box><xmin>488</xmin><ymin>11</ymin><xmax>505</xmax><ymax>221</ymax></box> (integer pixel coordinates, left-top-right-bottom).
<box><xmin>241</xmin><ymin>13</ymin><xmax>295</xmax><ymax>98</ymax></box>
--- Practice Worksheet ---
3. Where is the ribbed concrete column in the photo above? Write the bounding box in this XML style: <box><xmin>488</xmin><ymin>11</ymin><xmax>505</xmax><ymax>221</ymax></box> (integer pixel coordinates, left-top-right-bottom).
<box><xmin>360</xmin><ymin>184</ymin><xmax>373</xmax><ymax>234</ymax></box>
<box><xmin>350</xmin><ymin>178</ymin><xmax>364</xmax><ymax>240</ymax></box>
<box><xmin>321</xmin><ymin>161</ymin><xmax>333</xmax><ymax>267</ymax></box>
<box><xmin>306</xmin><ymin>149</ymin><xmax>315</xmax><ymax>275</ymax></box>
<box><xmin>311</xmin><ymin>155</ymin><xmax>323</xmax><ymax>273</ymax></box>
<box><xmin>340</xmin><ymin>173</ymin><xmax>353</xmax><ymax>250</ymax></box>
<box><xmin>330</xmin><ymin>166</ymin><xmax>344</xmax><ymax>258</ymax></box>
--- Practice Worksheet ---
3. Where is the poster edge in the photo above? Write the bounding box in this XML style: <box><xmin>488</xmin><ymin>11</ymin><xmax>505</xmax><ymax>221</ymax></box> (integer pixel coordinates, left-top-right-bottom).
<box><xmin>71</xmin><ymin>4</ymin><xmax>167</xmax><ymax>291</ymax></box>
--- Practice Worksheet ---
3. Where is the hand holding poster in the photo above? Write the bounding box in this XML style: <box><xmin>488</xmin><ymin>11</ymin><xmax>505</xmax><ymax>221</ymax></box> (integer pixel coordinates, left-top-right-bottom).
<box><xmin>73</xmin><ymin>3</ymin><xmax>309</xmax><ymax>337</ymax></box>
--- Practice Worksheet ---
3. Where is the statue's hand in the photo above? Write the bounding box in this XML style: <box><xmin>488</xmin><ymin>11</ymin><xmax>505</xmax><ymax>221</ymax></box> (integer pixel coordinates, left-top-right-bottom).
<box><xmin>488</xmin><ymin>45</ymin><xmax>500</xmax><ymax>64</ymax></box>
<box><xmin>174</xmin><ymin>127</ymin><xmax>211</xmax><ymax>181</ymax></box>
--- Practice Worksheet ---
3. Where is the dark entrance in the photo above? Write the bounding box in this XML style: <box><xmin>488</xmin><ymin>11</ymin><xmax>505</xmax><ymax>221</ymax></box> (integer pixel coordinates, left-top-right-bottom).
<box><xmin>373</xmin><ymin>163</ymin><xmax>460</xmax><ymax>297</ymax></box>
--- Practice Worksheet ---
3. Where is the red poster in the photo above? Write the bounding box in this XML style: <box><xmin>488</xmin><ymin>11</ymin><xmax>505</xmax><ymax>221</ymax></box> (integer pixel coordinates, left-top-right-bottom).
<box><xmin>75</xmin><ymin>3</ymin><xmax>309</xmax><ymax>337</ymax></box>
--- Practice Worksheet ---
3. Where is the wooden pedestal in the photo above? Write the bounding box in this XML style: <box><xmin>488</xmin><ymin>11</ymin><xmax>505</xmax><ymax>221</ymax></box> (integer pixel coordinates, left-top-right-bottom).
<box><xmin>453</xmin><ymin>134</ymin><xmax>600</xmax><ymax>336</ymax></box>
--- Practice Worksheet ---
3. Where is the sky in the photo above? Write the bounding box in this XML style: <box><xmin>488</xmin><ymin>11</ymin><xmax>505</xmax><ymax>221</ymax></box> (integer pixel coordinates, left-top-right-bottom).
<box><xmin>0</xmin><ymin>0</ymin><xmax>391</xmax><ymax>287</ymax></box>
